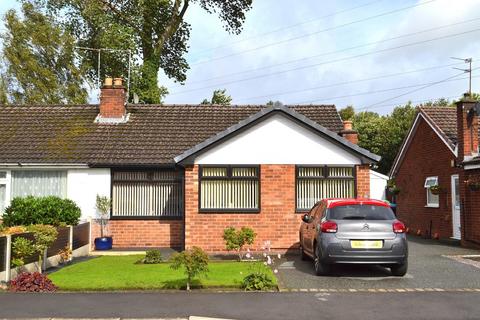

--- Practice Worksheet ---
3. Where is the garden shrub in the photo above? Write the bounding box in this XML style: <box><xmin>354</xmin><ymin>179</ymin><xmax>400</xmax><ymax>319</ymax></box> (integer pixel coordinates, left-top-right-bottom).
<box><xmin>143</xmin><ymin>249</ymin><xmax>162</xmax><ymax>264</ymax></box>
<box><xmin>242</xmin><ymin>272</ymin><xmax>275</xmax><ymax>291</ymax></box>
<box><xmin>2</xmin><ymin>196</ymin><xmax>81</xmax><ymax>227</ymax></box>
<box><xmin>223</xmin><ymin>226</ymin><xmax>256</xmax><ymax>260</ymax></box>
<box><xmin>27</xmin><ymin>224</ymin><xmax>58</xmax><ymax>273</ymax></box>
<box><xmin>11</xmin><ymin>236</ymin><xmax>35</xmax><ymax>268</ymax></box>
<box><xmin>9</xmin><ymin>272</ymin><xmax>57</xmax><ymax>292</ymax></box>
<box><xmin>170</xmin><ymin>247</ymin><xmax>209</xmax><ymax>291</ymax></box>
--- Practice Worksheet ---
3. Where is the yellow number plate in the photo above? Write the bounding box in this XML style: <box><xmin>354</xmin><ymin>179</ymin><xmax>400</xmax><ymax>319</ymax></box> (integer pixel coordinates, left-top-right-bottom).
<box><xmin>350</xmin><ymin>240</ymin><xmax>383</xmax><ymax>249</ymax></box>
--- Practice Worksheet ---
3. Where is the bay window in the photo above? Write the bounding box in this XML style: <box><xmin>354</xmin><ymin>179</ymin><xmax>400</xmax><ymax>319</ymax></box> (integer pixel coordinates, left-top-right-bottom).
<box><xmin>199</xmin><ymin>166</ymin><xmax>259</xmax><ymax>212</ymax></box>
<box><xmin>296</xmin><ymin>166</ymin><xmax>355</xmax><ymax>211</ymax></box>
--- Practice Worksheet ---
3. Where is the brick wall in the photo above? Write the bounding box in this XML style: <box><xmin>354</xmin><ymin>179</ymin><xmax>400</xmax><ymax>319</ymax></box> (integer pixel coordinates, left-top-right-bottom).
<box><xmin>92</xmin><ymin>219</ymin><xmax>183</xmax><ymax>248</ymax></box>
<box><xmin>184</xmin><ymin>164</ymin><xmax>370</xmax><ymax>253</ymax></box>
<box><xmin>462</xmin><ymin>169</ymin><xmax>480</xmax><ymax>245</ymax></box>
<box><xmin>395</xmin><ymin>117</ymin><xmax>459</xmax><ymax>239</ymax></box>
<box><xmin>356</xmin><ymin>164</ymin><xmax>370</xmax><ymax>198</ymax></box>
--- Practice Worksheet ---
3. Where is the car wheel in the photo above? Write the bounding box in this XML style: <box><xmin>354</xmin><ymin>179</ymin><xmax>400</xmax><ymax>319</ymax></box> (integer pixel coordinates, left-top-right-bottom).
<box><xmin>314</xmin><ymin>245</ymin><xmax>330</xmax><ymax>276</ymax></box>
<box><xmin>390</xmin><ymin>260</ymin><xmax>408</xmax><ymax>277</ymax></box>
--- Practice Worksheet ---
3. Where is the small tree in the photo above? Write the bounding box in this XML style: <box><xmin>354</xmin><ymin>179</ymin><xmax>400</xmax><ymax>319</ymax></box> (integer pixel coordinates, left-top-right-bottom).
<box><xmin>11</xmin><ymin>237</ymin><xmax>35</xmax><ymax>268</ymax></box>
<box><xmin>95</xmin><ymin>195</ymin><xmax>111</xmax><ymax>238</ymax></box>
<box><xmin>26</xmin><ymin>225</ymin><xmax>58</xmax><ymax>273</ymax></box>
<box><xmin>223</xmin><ymin>226</ymin><xmax>256</xmax><ymax>260</ymax></box>
<box><xmin>170</xmin><ymin>247</ymin><xmax>209</xmax><ymax>291</ymax></box>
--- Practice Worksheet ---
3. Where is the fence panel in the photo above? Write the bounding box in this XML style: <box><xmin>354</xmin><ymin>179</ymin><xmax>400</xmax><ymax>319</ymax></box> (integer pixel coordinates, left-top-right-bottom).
<box><xmin>73</xmin><ymin>222</ymin><xmax>90</xmax><ymax>250</ymax></box>
<box><xmin>46</xmin><ymin>227</ymin><xmax>70</xmax><ymax>257</ymax></box>
<box><xmin>11</xmin><ymin>233</ymin><xmax>37</xmax><ymax>265</ymax></box>
<box><xmin>0</xmin><ymin>236</ymin><xmax>6</xmax><ymax>272</ymax></box>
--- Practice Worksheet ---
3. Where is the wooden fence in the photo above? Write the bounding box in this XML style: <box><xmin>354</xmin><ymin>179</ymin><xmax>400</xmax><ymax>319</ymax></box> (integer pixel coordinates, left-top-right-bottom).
<box><xmin>0</xmin><ymin>221</ymin><xmax>90</xmax><ymax>282</ymax></box>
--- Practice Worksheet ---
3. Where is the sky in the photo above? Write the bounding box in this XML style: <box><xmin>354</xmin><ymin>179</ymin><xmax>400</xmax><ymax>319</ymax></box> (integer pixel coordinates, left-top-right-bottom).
<box><xmin>1</xmin><ymin>0</ymin><xmax>480</xmax><ymax>114</ymax></box>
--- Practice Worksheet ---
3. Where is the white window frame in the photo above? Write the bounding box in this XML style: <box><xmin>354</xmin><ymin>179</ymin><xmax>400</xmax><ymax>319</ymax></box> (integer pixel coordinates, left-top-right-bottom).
<box><xmin>424</xmin><ymin>176</ymin><xmax>439</xmax><ymax>208</ymax></box>
<box><xmin>0</xmin><ymin>170</ymin><xmax>12</xmax><ymax>215</ymax></box>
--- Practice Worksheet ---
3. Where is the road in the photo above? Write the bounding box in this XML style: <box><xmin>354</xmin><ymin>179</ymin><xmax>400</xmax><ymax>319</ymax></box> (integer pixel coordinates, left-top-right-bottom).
<box><xmin>0</xmin><ymin>291</ymin><xmax>479</xmax><ymax>320</ymax></box>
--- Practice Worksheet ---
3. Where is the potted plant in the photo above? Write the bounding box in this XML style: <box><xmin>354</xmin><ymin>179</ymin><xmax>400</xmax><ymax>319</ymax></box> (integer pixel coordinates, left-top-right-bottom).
<box><xmin>387</xmin><ymin>179</ymin><xmax>400</xmax><ymax>195</ymax></box>
<box><xmin>429</xmin><ymin>185</ymin><xmax>443</xmax><ymax>195</ymax></box>
<box><xmin>467</xmin><ymin>177</ymin><xmax>480</xmax><ymax>191</ymax></box>
<box><xmin>94</xmin><ymin>195</ymin><xmax>113</xmax><ymax>250</ymax></box>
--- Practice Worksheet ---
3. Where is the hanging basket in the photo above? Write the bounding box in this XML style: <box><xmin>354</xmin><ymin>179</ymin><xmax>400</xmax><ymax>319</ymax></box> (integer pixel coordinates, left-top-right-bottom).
<box><xmin>430</xmin><ymin>185</ymin><xmax>442</xmax><ymax>195</ymax></box>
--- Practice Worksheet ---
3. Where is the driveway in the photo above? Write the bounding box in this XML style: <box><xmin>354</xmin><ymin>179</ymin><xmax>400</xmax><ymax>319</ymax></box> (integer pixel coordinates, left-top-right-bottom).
<box><xmin>276</xmin><ymin>236</ymin><xmax>480</xmax><ymax>290</ymax></box>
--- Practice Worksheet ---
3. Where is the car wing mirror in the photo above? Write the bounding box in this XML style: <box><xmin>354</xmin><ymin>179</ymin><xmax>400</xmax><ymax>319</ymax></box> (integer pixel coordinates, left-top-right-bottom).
<box><xmin>302</xmin><ymin>214</ymin><xmax>312</xmax><ymax>223</ymax></box>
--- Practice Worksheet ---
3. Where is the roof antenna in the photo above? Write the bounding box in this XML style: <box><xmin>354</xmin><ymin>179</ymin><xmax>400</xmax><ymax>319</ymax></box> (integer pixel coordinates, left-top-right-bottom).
<box><xmin>75</xmin><ymin>47</ymin><xmax>132</xmax><ymax>103</ymax></box>
<box><xmin>451</xmin><ymin>57</ymin><xmax>472</xmax><ymax>98</ymax></box>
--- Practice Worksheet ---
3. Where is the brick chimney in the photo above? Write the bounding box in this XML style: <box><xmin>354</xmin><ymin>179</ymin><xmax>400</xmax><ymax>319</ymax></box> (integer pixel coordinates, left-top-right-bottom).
<box><xmin>99</xmin><ymin>77</ymin><xmax>126</xmax><ymax>120</ymax></box>
<box><xmin>456</xmin><ymin>94</ymin><xmax>479</xmax><ymax>162</ymax></box>
<box><xmin>340</xmin><ymin>120</ymin><xmax>359</xmax><ymax>144</ymax></box>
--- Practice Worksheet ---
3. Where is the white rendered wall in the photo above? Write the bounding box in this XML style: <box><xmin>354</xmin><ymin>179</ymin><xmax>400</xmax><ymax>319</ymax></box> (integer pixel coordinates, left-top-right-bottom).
<box><xmin>67</xmin><ymin>168</ymin><xmax>111</xmax><ymax>220</ymax></box>
<box><xmin>370</xmin><ymin>170</ymin><xmax>388</xmax><ymax>200</ymax></box>
<box><xmin>195</xmin><ymin>114</ymin><xmax>361</xmax><ymax>165</ymax></box>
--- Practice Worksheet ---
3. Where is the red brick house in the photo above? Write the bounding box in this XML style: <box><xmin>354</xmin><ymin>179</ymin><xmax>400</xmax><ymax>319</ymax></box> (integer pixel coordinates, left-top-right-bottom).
<box><xmin>0</xmin><ymin>81</ymin><xmax>380</xmax><ymax>252</ymax></box>
<box><xmin>390</xmin><ymin>97</ymin><xmax>480</xmax><ymax>246</ymax></box>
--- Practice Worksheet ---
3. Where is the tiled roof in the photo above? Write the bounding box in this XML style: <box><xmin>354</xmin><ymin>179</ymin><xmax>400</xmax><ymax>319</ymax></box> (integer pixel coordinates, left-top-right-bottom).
<box><xmin>0</xmin><ymin>104</ymin><xmax>344</xmax><ymax>165</ymax></box>
<box><xmin>419</xmin><ymin>105</ymin><xmax>480</xmax><ymax>147</ymax></box>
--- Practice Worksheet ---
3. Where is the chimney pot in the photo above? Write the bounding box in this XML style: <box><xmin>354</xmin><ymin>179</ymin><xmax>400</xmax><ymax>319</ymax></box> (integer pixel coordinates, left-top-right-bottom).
<box><xmin>340</xmin><ymin>120</ymin><xmax>358</xmax><ymax>144</ymax></box>
<box><xmin>104</xmin><ymin>77</ymin><xmax>113</xmax><ymax>86</ymax></box>
<box><xmin>343</xmin><ymin>120</ymin><xmax>353</xmax><ymax>131</ymax></box>
<box><xmin>113</xmin><ymin>78</ymin><xmax>123</xmax><ymax>86</ymax></box>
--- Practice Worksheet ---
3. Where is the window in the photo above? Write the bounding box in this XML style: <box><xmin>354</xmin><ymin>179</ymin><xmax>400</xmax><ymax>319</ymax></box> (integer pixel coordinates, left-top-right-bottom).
<box><xmin>424</xmin><ymin>176</ymin><xmax>439</xmax><ymax>207</ymax></box>
<box><xmin>0</xmin><ymin>172</ymin><xmax>7</xmax><ymax>214</ymax></box>
<box><xmin>328</xmin><ymin>205</ymin><xmax>395</xmax><ymax>220</ymax></box>
<box><xmin>296</xmin><ymin>166</ymin><xmax>355</xmax><ymax>211</ymax></box>
<box><xmin>112</xmin><ymin>170</ymin><xmax>184</xmax><ymax>218</ymax></box>
<box><xmin>199</xmin><ymin>166</ymin><xmax>259</xmax><ymax>211</ymax></box>
<box><xmin>11</xmin><ymin>170</ymin><xmax>67</xmax><ymax>198</ymax></box>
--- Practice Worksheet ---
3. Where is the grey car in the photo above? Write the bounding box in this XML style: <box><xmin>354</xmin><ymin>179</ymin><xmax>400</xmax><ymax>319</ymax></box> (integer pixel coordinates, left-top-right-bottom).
<box><xmin>299</xmin><ymin>198</ymin><xmax>408</xmax><ymax>276</ymax></box>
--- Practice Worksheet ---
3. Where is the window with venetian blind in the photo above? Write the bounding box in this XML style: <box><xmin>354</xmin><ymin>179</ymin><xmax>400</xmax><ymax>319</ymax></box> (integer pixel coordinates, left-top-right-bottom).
<box><xmin>112</xmin><ymin>170</ymin><xmax>184</xmax><ymax>218</ymax></box>
<box><xmin>199</xmin><ymin>166</ymin><xmax>259</xmax><ymax>212</ymax></box>
<box><xmin>296</xmin><ymin>166</ymin><xmax>355</xmax><ymax>211</ymax></box>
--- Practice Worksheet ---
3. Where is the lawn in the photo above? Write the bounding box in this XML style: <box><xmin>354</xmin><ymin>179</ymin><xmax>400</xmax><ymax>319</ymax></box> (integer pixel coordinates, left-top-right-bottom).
<box><xmin>49</xmin><ymin>255</ymin><xmax>277</xmax><ymax>291</ymax></box>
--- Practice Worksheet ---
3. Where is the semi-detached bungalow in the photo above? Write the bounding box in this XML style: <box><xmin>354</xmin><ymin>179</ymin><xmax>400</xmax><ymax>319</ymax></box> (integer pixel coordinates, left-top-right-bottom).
<box><xmin>0</xmin><ymin>80</ymin><xmax>381</xmax><ymax>252</ymax></box>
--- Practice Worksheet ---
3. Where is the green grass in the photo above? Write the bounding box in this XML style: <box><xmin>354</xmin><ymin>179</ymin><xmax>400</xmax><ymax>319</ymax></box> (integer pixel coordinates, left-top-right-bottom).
<box><xmin>49</xmin><ymin>255</ymin><xmax>277</xmax><ymax>291</ymax></box>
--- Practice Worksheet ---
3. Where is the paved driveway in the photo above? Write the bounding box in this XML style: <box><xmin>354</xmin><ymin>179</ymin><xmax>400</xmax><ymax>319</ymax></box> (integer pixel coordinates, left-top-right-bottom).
<box><xmin>276</xmin><ymin>236</ymin><xmax>480</xmax><ymax>290</ymax></box>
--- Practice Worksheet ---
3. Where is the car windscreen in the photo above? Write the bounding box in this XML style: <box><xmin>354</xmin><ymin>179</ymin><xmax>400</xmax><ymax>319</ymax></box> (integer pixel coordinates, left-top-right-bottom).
<box><xmin>328</xmin><ymin>204</ymin><xmax>395</xmax><ymax>220</ymax></box>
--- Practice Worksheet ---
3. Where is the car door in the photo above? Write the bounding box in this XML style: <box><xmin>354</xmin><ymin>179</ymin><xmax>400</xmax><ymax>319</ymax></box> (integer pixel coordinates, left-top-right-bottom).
<box><xmin>303</xmin><ymin>203</ymin><xmax>321</xmax><ymax>256</ymax></box>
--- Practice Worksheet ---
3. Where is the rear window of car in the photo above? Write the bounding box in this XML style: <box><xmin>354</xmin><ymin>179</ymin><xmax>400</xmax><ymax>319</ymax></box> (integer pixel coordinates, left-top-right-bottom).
<box><xmin>328</xmin><ymin>204</ymin><xmax>395</xmax><ymax>220</ymax></box>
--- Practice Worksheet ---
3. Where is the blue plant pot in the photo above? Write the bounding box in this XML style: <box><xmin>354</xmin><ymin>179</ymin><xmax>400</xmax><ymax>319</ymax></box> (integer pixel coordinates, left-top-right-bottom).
<box><xmin>94</xmin><ymin>237</ymin><xmax>113</xmax><ymax>250</ymax></box>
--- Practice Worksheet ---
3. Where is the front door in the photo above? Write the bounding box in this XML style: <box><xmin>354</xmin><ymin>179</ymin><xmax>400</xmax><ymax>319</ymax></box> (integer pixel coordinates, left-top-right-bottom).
<box><xmin>451</xmin><ymin>174</ymin><xmax>461</xmax><ymax>239</ymax></box>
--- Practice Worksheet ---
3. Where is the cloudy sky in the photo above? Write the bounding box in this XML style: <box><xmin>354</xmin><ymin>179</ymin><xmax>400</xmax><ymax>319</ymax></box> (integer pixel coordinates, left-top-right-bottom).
<box><xmin>1</xmin><ymin>0</ymin><xmax>480</xmax><ymax>113</ymax></box>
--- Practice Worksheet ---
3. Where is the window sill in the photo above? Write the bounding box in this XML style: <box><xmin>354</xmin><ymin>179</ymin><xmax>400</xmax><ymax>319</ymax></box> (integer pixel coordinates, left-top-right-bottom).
<box><xmin>199</xmin><ymin>209</ymin><xmax>260</xmax><ymax>214</ymax></box>
<box><xmin>110</xmin><ymin>216</ymin><xmax>183</xmax><ymax>220</ymax></box>
<box><xmin>425</xmin><ymin>205</ymin><xmax>440</xmax><ymax>208</ymax></box>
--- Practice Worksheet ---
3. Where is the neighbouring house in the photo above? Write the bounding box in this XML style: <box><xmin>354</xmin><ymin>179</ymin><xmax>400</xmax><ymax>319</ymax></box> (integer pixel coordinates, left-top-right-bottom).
<box><xmin>0</xmin><ymin>78</ymin><xmax>381</xmax><ymax>252</ymax></box>
<box><xmin>390</xmin><ymin>96</ymin><xmax>480</xmax><ymax>246</ymax></box>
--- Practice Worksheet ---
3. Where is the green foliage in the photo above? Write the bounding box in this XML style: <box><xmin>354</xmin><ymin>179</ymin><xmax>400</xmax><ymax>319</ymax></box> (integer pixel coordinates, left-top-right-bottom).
<box><xmin>223</xmin><ymin>227</ymin><xmax>256</xmax><ymax>260</ymax></box>
<box><xmin>143</xmin><ymin>249</ymin><xmax>162</xmax><ymax>264</ymax></box>
<box><xmin>266</xmin><ymin>100</ymin><xmax>282</xmax><ymax>106</ymax></box>
<box><xmin>95</xmin><ymin>195</ymin><xmax>111</xmax><ymax>238</ymax></box>
<box><xmin>170</xmin><ymin>247</ymin><xmax>209</xmax><ymax>290</ymax></box>
<box><xmin>242</xmin><ymin>272</ymin><xmax>275</xmax><ymax>291</ymax></box>
<box><xmin>11</xmin><ymin>237</ymin><xmax>35</xmax><ymax>268</ymax></box>
<box><xmin>27</xmin><ymin>224</ymin><xmax>58</xmax><ymax>273</ymax></box>
<box><xmin>339</xmin><ymin>105</ymin><xmax>355</xmax><ymax>121</ymax></box>
<box><xmin>201</xmin><ymin>89</ymin><xmax>232</xmax><ymax>105</ymax></box>
<box><xmin>3</xmin><ymin>196</ymin><xmax>81</xmax><ymax>227</ymax></box>
<box><xmin>27</xmin><ymin>0</ymin><xmax>253</xmax><ymax>103</ymax></box>
<box><xmin>350</xmin><ymin>103</ymin><xmax>417</xmax><ymax>174</ymax></box>
<box><xmin>1</xmin><ymin>3</ymin><xmax>88</xmax><ymax>104</ymax></box>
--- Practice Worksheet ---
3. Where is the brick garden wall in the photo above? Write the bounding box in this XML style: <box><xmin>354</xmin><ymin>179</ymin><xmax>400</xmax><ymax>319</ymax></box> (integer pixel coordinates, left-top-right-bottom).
<box><xmin>184</xmin><ymin>163</ymin><xmax>371</xmax><ymax>253</ymax></box>
<box><xmin>395</xmin><ymin>118</ymin><xmax>460</xmax><ymax>239</ymax></box>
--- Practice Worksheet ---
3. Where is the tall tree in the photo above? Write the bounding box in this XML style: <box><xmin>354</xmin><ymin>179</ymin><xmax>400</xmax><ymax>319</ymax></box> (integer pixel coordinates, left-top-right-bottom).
<box><xmin>338</xmin><ymin>105</ymin><xmax>355</xmax><ymax>120</ymax></box>
<box><xmin>30</xmin><ymin>0</ymin><xmax>253</xmax><ymax>103</ymax></box>
<box><xmin>1</xmin><ymin>3</ymin><xmax>88</xmax><ymax>104</ymax></box>
<box><xmin>0</xmin><ymin>74</ymin><xmax>8</xmax><ymax>104</ymax></box>
<box><xmin>201</xmin><ymin>88</ymin><xmax>232</xmax><ymax>105</ymax></box>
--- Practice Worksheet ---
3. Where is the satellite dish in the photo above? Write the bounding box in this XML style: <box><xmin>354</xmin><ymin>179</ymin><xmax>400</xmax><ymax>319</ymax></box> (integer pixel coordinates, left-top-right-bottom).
<box><xmin>133</xmin><ymin>93</ymin><xmax>139</xmax><ymax>104</ymax></box>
